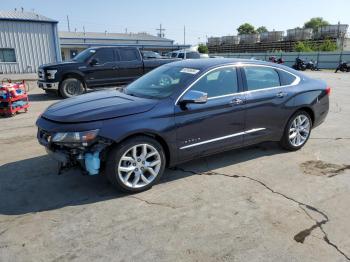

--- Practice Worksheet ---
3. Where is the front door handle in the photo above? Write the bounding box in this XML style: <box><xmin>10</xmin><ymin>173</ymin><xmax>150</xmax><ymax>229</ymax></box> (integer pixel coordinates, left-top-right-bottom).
<box><xmin>230</xmin><ymin>98</ymin><xmax>244</xmax><ymax>106</ymax></box>
<box><xmin>276</xmin><ymin>92</ymin><xmax>287</xmax><ymax>98</ymax></box>
<box><xmin>112</xmin><ymin>66</ymin><xmax>118</xmax><ymax>70</ymax></box>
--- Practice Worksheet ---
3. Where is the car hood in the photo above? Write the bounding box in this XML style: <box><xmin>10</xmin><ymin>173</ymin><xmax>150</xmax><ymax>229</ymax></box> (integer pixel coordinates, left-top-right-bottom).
<box><xmin>39</xmin><ymin>61</ymin><xmax>82</xmax><ymax>69</ymax></box>
<box><xmin>42</xmin><ymin>90</ymin><xmax>158</xmax><ymax>123</ymax></box>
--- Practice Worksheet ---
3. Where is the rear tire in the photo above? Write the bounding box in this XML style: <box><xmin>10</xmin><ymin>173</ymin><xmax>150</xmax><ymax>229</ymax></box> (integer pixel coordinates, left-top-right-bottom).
<box><xmin>105</xmin><ymin>136</ymin><xmax>166</xmax><ymax>193</ymax></box>
<box><xmin>280</xmin><ymin>111</ymin><xmax>312</xmax><ymax>151</ymax></box>
<box><xmin>59</xmin><ymin>78</ymin><xmax>85</xmax><ymax>98</ymax></box>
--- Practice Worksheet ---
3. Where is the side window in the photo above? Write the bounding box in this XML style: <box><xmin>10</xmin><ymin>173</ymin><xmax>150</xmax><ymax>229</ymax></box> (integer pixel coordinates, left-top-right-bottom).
<box><xmin>186</xmin><ymin>52</ymin><xmax>200</xmax><ymax>59</ymax></box>
<box><xmin>119</xmin><ymin>49</ymin><xmax>139</xmax><ymax>61</ymax></box>
<box><xmin>178</xmin><ymin>53</ymin><xmax>184</xmax><ymax>59</ymax></box>
<box><xmin>93</xmin><ymin>48</ymin><xmax>114</xmax><ymax>64</ymax></box>
<box><xmin>278</xmin><ymin>70</ymin><xmax>297</xmax><ymax>86</ymax></box>
<box><xmin>244</xmin><ymin>66</ymin><xmax>280</xmax><ymax>91</ymax></box>
<box><xmin>190</xmin><ymin>67</ymin><xmax>238</xmax><ymax>98</ymax></box>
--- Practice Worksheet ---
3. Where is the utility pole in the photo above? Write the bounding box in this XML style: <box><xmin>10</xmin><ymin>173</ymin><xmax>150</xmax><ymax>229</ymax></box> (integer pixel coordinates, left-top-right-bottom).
<box><xmin>183</xmin><ymin>25</ymin><xmax>186</xmax><ymax>45</ymax></box>
<box><xmin>66</xmin><ymin>15</ymin><xmax>71</xmax><ymax>32</ymax></box>
<box><xmin>125</xmin><ymin>28</ymin><xmax>128</xmax><ymax>34</ymax></box>
<box><xmin>156</xmin><ymin>24</ymin><xmax>165</xmax><ymax>38</ymax></box>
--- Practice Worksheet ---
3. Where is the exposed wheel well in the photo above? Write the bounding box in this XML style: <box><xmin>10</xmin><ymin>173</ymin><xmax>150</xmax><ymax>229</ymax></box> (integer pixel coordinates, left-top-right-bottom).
<box><xmin>108</xmin><ymin>133</ymin><xmax>171</xmax><ymax>167</ymax></box>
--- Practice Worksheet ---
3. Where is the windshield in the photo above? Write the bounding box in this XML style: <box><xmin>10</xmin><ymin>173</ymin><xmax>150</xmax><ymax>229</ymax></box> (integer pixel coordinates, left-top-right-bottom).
<box><xmin>125</xmin><ymin>65</ymin><xmax>200</xmax><ymax>99</ymax></box>
<box><xmin>72</xmin><ymin>48</ymin><xmax>96</xmax><ymax>62</ymax></box>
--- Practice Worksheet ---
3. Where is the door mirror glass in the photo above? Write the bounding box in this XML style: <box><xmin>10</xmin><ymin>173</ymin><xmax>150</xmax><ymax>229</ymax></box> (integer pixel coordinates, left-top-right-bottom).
<box><xmin>180</xmin><ymin>90</ymin><xmax>208</xmax><ymax>104</ymax></box>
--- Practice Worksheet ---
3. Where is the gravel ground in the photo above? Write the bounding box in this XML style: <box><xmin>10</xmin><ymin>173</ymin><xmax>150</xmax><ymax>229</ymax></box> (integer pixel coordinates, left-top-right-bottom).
<box><xmin>0</xmin><ymin>71</ymin><xmax>349</xmax><ymax>262</ymax></box>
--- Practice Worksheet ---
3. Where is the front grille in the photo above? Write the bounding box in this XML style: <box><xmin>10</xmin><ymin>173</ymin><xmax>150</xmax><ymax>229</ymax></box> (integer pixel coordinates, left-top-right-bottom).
<box><xmin>38</xmin><ymin>69</ymin><xmax>45</xmax><ymax>80</ymax></box>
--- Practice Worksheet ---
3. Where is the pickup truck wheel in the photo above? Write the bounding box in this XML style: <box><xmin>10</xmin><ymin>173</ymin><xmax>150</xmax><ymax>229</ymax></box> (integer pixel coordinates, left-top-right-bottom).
<box><xmin>105</xmin><ymin>136</ymin><xmax>166</xmax><ymax>193</ymax></box>
<box><xmin>59</xmin><ymin>78</ymin><xmax>85</xmax><ymax>98</ymax></box>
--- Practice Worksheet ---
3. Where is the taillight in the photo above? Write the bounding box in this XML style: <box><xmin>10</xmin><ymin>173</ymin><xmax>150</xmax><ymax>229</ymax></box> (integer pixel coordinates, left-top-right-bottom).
<box><xmin>325</xmin><ymin>86</ymin><xmax>331</xmax><ymax>95</ymax></box>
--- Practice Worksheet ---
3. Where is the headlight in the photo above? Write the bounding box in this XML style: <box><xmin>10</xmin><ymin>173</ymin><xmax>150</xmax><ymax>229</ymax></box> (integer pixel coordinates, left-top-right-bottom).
<box><xmin>52</xmin><ymin>129</ymin><xmax>99</xmax><ymax>145</ymax></box>
<box><xmin>46</xmin><ymin>69</ymin><xmax>58</xmax><ymax>80</ymax></box>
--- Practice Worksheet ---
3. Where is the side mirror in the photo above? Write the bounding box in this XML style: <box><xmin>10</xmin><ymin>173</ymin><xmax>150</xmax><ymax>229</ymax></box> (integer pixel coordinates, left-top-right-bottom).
<box><xmin>179</xmin><ymin>90</ymin><xmax>208</xmax><ymax>105</ymax></box>
<box><xmin>89</xmin><ymin>58</ymin><xmax>98</xmax><ymax>66</ymax></box>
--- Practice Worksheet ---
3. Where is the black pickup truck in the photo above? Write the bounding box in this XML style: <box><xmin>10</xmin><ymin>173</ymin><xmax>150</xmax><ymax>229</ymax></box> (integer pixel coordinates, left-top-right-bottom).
<box><xmin>38</xmin><ymin>47</ymin><xmax>179</xmax><ymax>98</ymax></box>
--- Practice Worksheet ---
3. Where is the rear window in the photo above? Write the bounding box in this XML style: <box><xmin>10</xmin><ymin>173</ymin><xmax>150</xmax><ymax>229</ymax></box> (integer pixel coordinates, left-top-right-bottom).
<box><xmin>119</xmin><ymin>49</ymin><xmax>139</xmax><ymax>61</ymax></box>
<box><xmin>278</xmin><ymin>70</ymin><xmax>297</xmax><ymax>85</ymax></box>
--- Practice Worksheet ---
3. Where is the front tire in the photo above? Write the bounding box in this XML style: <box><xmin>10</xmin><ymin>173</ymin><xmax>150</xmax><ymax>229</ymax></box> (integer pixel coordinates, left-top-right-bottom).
<box><xmin>105</xmin><ymin>136</ymin><xmax>166</xmax><ymax>193</ymax></box>
<box><xmin>280</xmin><ymin>111</ymin><xmax>312</xmax><ymax>151</ymax></box>
<box><xmin>59</xmin><ymin>78</ymin><xmax>85</xmax><ymax>98</ymax></box>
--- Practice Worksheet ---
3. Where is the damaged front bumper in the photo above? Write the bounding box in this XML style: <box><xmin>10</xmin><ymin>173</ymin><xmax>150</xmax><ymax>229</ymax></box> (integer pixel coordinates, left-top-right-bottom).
<box><xmin>37</xmin><ymin>128</ymin><xmax>112</xmax><ymax>175</ymax></box>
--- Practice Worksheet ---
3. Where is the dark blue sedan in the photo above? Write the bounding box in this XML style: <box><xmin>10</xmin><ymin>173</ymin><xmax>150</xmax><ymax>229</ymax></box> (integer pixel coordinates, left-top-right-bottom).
<box><xmin>37</xmin><ymin>59</ymin><xmax>330</xmax><ymax>193</ymax></box>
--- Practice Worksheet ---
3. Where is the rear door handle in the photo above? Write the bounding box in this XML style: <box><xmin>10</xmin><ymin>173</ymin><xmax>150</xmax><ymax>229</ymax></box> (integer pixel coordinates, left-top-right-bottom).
<box><xmin>276</xmin><ymin>92</ymin><xmax>287</xmax><ymax>98</ymax></box>
<box><xmin>230</xmin><ymin>98</ymin><xmax>244</xmax><ymax>105</ymax></box>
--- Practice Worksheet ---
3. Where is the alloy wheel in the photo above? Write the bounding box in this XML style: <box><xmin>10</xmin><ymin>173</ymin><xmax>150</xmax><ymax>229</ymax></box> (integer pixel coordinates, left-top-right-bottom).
<box><xmin>118</xmin><ymin>144</ymin><xmax>162</xmax><ymax>189</ymax></box>
<box><xmin>289</xmin><ymin>114</ymin><xmax>311</xmax><ymax>147</ymax></box>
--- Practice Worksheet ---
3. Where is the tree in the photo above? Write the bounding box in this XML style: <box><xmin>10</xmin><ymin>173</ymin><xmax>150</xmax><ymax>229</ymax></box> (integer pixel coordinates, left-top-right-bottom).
<box><xmin>294</xmin><ymin>41</ymin><xmax>314</xmax><ymax>52</ymax></box>
<box><xmin>256</xmin><ymin>26</ymin><xmax>268</xmax><ymax>33</ymax></box>
<box><xmin>237</xmin><ymin>23</ymin><xmax>256</xmax><ymax>35</ymax></box>
<box><xmin>198</xmin><ymin>44</ymin><xmax>209</xmax><ymax>54</ymax></box>
<box><xmin>304</xmin><ymin>17</ymin><xmax>330</xmax><ymax>31</ymax></box>
<box><xmin>318</xmin><ymin>39</ymin><xmax>337</xmax><ymax>51</ymax></box>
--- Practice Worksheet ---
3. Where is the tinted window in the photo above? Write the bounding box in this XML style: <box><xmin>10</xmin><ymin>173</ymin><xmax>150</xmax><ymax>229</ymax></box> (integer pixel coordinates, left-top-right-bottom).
<box><xmin>94</xmin><ymin>48</ymin><xmax>114</xmax><ymax>64</ymax></box>
<box><xmin>119</xmin><ymin>49</ymin><xmax>139</xmax><ymax>61</ymax></box>
<box><xmin>0</xmin><ymin>49</ymin><xmax>16</xmax><ymax>62</ymax></box>
<box><xmin>191</xmin><ymin>67</ymin><xmax>238</xmax><ymax>98</ymax></box>
<box><xmin>171</xmin><ymin>53</ymin><xmax>178</xmax><ymax>58</ymax></box>
<box><xmin>244</xmin><ymin>66</ymin><xmax>280</xmax><ymax>91</ymax></box>
<box><xmin>278</xmin><ymin>70</ymin><xmax>297</xmax><ymax>85</ymax></box>
<box><xmin>186</xmin><ymin>52</ymin><xmax>200</xmax><ymax>59</ymax></box>
<box><xmin>178</xmin><ymin>53</ymin><xmax>184</xmax><ymax>59</ymax></box>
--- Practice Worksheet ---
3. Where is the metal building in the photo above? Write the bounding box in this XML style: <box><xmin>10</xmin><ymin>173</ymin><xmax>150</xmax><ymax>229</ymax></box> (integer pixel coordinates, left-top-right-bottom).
<box><xmin>59</xmin><ymin>31</ymin><xmax>181</xmax><ymax>61</ymax></box>
<box><xmin>0</xmin><ymin>10</ymin><xmax>61</xmax><ymax>74</ymax></box>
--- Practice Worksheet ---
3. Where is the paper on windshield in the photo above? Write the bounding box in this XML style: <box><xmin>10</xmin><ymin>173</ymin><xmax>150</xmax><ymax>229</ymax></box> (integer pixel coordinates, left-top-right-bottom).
<box><xmin>180</xmin><ymin>68</ymin><xmax>200</xmax><ymax>75</ymax></box>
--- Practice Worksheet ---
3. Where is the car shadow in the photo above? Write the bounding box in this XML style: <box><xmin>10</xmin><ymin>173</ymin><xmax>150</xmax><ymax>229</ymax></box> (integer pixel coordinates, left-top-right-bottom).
<box><xmin>0</xmin><ymin>142</ymin><xmax>285</xmax><ymax>216</ymax></box>
<box><xmin>28</xmin><ymin>93</ymin><xmax>61</xmax><ymax>102</ymax></box>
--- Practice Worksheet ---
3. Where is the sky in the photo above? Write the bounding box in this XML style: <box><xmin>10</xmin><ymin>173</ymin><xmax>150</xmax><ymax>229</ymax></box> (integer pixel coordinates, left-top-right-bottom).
<box><xmin>1</xmin><ymin>0</ymin><xmax>350</xmax><ymax>44</ymax></box>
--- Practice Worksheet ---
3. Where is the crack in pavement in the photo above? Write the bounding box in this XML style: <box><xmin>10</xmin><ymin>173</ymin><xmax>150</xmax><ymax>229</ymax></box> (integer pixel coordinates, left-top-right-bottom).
<box><xmin>298</xmin><ymin>205</ymin><xmax>350</xmax><ymax>260</ymax></box>
<box><xmin>169</xmin><ymin>166</ymin><xmax>350</xmax><ymax>261</ymax></box>
<box><xmin>128</xmin><ymin>196</ymin><xmax>179</xmax><ymax>209</ymax></box>
<box><xmin>310</xmin><ymin>137</ymin><xmax>350</xmax><ymax>140</ymax></box>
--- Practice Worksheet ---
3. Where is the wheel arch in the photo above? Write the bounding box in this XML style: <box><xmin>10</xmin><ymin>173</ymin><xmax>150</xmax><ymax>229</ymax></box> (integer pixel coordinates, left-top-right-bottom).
<box><xmin>106</xmin><ymin>132</ymin><xmax>172</xmax><ymax>167</ymax></box>
<box><xmin>61</xmin><ymin>72</ymin><xmax>87</xmax><ymax>88</ymax></box>
<box><xmin>295</xmin><ymin>106</ymin><xmax>315</xmax><ymax>125</ymax></box>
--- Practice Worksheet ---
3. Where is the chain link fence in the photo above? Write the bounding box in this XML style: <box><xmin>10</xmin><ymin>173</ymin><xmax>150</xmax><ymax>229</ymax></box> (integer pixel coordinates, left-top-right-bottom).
<box><xmin>210</xmin><ymin>51</ymin><xmax>350</xmax><ymax>69</ymax></box>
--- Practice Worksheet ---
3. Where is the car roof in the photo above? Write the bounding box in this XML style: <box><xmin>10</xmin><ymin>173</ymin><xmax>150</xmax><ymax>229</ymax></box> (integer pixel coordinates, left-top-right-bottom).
<box><xmin>168</xmin><ymin>58</ymin><xmax>302</xmax><ymax>74</ymax></box>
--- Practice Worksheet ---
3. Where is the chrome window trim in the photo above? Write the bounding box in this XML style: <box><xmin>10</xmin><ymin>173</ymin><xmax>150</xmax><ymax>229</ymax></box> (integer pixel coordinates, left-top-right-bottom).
<box><xmin>180</xmin><ymin>128</ymin><xmax>266</xmax><ymax>150</ymax></box>
<box><xmin>175</xmin><ymin>63</ymin><xmax>301</xmax><ymax>105</ymax></box>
